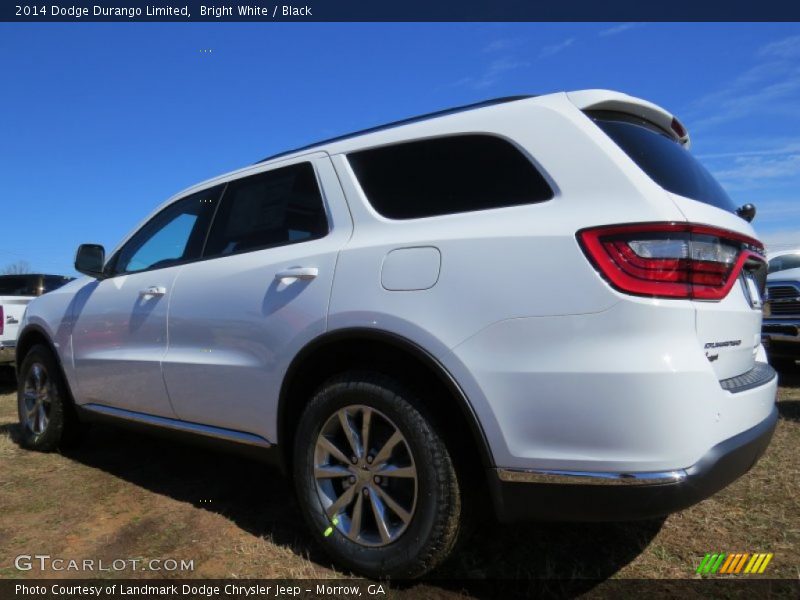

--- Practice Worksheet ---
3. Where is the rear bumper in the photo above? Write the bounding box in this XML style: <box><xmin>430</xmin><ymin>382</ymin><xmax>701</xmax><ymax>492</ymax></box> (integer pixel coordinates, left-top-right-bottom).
<box><xmin>763</xmin><ymin>318</ymin><xmax>800</xmax><ymax>358</ymax></box>
<box><xmin>0</xmin><ymin>340</ymin><xmax>15</xmax><ymax>364</ymax></box>
<box><xmin>489</xmin><ymin>404</ymin><xmax>778</xmax><ymax>522</ymax></box>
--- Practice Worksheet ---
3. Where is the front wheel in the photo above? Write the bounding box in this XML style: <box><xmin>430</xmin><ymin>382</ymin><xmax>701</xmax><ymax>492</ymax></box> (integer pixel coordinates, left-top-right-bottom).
<box><xmin>293</xmin><ymin>372</ymin><xmax>462</xmax><ymax>578</ymax></box>
<box><xmin>17</xmin><ymin>344</ymin><xmax>82</xmax><ymax>451</ymax></box>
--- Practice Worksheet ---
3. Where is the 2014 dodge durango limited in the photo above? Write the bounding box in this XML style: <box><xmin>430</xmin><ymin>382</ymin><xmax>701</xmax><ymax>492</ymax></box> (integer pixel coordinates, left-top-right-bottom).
<box><xmin>15</xmin><ymin>90</ymin><xmax>778</xmax><ymax>578</ymax></box>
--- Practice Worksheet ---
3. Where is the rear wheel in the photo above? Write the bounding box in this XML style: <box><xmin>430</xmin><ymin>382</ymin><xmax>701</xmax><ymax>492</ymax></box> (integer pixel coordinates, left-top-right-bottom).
<box><xmin>17</xmin><ymin>344</ymin><xmax>82</xmax><ymax>451</ymax></box>
<box><xmin>293</xmin><ymin>372</ymin><xmax>462</xmax><ymax>578</ymax></box>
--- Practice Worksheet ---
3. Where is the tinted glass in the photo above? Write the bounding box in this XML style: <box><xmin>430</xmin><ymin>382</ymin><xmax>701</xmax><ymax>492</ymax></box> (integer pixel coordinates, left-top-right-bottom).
<box><xmin>589</xmin><ymin>111</ymin><xmax>736</xmax><ymax>213</ymax></box>
<box><xmin>348</xmin><ymin>135</ymin><xmax>553</xmax><ymax>219</ymax></box>
<box><xmin>42</xmin><ymin>276</ymin><xmax>74</xmax><ymax>293</ymax></box>
<box><xmin>768</xmin><ymin>254</ymin><xmax>800</xmax><ymax>274</ymax></box>
<box><xmin>114</xmin><ymin>186</ymin><xmax>223</xmax><ymax>274</ymax></box>
<box><xmin>204</xmin><ymin>163</ymin><xmax>328</xmax><ymax>257</ymax></box>
<box><xmin>0</xmin><ymin>275</ymin><xmax>40</xmax><ymax>296</ymax></box>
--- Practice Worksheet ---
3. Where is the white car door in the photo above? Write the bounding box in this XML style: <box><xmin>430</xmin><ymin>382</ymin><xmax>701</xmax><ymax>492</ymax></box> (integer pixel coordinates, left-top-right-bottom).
<box><xmin>70</xmin><ymin>186</ymin><xmax>224</xmax><ymax>416</ymax></box>
<box><xmin>162</xmin><ymin>154</ymin><xmax>352</xmax><ymax>443</ymax></box>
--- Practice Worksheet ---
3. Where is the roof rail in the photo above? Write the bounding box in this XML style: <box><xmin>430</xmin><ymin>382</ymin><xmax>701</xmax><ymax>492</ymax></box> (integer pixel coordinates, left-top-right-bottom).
<box><xmin>255</xmin><ymin>95</ymin><xmax>536</xmax><ymax>164</ymax></box>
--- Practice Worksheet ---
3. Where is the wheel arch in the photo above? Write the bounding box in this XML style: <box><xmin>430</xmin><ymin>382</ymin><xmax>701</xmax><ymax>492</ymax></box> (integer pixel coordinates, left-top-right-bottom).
<box><xmin>278</xmin><ymin>328</ymin><xmax>495</xmax><ymax>474</ymax></box>
<box><xmin>16</xmin><ymin>324</ymin><xmax>59</xmax><ymax>373</ymax></box>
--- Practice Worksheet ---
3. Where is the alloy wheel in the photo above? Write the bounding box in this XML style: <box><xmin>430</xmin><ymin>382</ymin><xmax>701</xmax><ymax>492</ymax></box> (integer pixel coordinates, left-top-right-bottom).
<box><xmin>313</xmin><ymin>405</ymin><xmax>418</xmax><ymax>547</ymax></box>
<box><xmin>21</xmin><ymin>363</ymin><xmax>53</xmax><ymax>435</ymax></box>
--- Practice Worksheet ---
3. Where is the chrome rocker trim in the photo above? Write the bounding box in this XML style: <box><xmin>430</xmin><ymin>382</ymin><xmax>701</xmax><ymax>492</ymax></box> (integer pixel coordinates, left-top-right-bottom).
<box><xmin>496</xmin><ymin>467</ymin><xmax>687</xmax><ymax>486</ymax></box>
<box><xmin>82</xmin><ymin>403</ymin><xmax>273</xmax><ymax>448</ymax></box>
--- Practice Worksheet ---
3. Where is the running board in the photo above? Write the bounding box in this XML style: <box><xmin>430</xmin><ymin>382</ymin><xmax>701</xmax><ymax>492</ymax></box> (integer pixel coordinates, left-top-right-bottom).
<box><xmin>81</xmin><ymin>404</ymin><xmax>273</xmax><ymax>448</ymax></box>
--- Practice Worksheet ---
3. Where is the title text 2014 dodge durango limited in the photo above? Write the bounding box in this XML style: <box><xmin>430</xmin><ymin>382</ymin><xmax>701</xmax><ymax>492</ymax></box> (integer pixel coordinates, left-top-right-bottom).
<box><xmin>16</xmin><ymin>90</ymin><xmax>777</xmax><ymax>578</ymax></box>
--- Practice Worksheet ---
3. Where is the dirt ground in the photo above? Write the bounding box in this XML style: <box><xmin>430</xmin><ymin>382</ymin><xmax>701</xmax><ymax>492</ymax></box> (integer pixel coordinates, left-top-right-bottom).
<box><xmin>0</xmin><ymin>367</ymin><xmax>797</xmax><ymax>596</ymax></box>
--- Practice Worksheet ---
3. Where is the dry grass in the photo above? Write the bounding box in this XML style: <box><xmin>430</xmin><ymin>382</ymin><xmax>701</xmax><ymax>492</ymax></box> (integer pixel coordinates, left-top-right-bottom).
<box><xmin>0</xmin><ymin>367</ymin><xmax>797</xmax><ymax>596</ymax></box>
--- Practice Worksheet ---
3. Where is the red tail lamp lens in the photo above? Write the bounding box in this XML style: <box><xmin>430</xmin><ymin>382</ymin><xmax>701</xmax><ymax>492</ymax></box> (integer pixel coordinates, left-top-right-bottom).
<box><xmin>578</xmin><ymin>223</ymin><xmax>764</xmax><ymax>300</ymax></box>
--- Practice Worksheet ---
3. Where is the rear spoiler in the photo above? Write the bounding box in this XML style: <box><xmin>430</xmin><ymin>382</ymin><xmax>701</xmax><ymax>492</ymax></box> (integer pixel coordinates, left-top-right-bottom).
<box><xmin>567</xmin><ymin>89</ymin><xmax>690</xmax><ymax>149</ymax></box>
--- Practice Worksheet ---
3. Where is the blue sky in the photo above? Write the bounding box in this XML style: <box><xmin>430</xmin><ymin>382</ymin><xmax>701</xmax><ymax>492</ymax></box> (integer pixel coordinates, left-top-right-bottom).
<box><xmin>1</xmin><ymin>22</ymin><xmax>799</xmax><ymax>275</ymax></box>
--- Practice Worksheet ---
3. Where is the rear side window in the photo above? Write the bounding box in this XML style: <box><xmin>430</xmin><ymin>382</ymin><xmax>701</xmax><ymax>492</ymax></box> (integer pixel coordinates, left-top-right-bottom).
<box><xmin>204</xmin><ymin>162</ymin><xmax>328</xmax><ymax>257</ymax></box>
<box><xmin>589</xmin><ymin>111</ymin><xmax>736</xmax><ymax>213</ymax></box>
<box><xmin>0</xmin><ymin>275</ymin><xmax>40</xmax><ymax>296</ymax></box>
<box><xmin>347</xmin><ymin>135</ymin><xmax>553</xmax><ymax>219</ymax></box>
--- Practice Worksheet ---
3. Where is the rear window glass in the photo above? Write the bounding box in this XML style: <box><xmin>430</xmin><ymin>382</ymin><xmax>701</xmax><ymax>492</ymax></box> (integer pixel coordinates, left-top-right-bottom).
<box><xmin>768</xmin><ymin>254</ymin><xmax>800</xmax><ymax>274</ymax></box>
<box><xmin>0</xmin><ymin>275</ymin><xmax>40</xmax><ymax>296</ymax></box>
<box><xmin>348</xmin><ymin>135</ymin><xmax>553</xmax><ymax>219</ymax></box>
<box><xmin>588</xmin><ymin>111</ymin><xmax>736</xmax><ymax>213</ymax></box>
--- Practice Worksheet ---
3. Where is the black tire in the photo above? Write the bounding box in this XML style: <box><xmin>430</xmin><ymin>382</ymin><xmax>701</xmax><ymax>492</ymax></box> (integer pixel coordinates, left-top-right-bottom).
<box><xmin>17</xmin><ymin>344</ymin><xmax>83</xmax><ymax>451</ymax></box>
<box><xmin>293</xmin><ymin>371</ymin><xmax>462</xmax><ymax>579</ymax></box>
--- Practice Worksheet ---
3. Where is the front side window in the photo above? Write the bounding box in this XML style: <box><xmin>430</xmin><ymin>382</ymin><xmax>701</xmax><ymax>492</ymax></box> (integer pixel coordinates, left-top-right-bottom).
<box><xmin>113</xmin><ymin>186</ymin><xmax>223</xmax><ymax>275</ymax></box>
<box><xmin>203</xmin><ymin>162</ymin><xmax>328</xmax><ymax>258</ymax></box>
<box><xmin>347</xmin><ymin>134</ymin><xmax>554</xmax><ymax>219</ymax></box>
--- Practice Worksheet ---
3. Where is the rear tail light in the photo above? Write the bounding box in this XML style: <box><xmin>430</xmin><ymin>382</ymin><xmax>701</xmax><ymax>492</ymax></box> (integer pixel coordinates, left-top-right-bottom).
<box><xmin>578</xmin><ymin>222</ymin><xmax>764</xmax><ymax>300</ymax></box>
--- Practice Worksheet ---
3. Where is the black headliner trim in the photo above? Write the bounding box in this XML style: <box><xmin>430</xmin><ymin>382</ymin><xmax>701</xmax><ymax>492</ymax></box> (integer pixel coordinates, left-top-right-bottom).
<box><xmin>256</xmin><ymin>95</ymin><xmax>536</xmax><ymax>164</ymax></box>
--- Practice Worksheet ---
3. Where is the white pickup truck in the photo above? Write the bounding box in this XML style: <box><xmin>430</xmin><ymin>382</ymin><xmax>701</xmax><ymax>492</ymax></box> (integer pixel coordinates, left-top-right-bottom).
<box><xmin>762</xmin><ymin>250</ymin><xmax>800</xmax><ymax>370</ymax></box>
<box><xmin>0</xmin><ymin>274</ymin><xmax>74</xmax><ymax>365</ymax></box>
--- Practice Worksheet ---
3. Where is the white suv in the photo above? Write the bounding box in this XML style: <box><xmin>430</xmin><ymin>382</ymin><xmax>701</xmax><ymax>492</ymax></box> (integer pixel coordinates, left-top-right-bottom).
<box><xmin>16</xmin><ymin>90</ymin><xmax>778</xmax><ymax>578</ymax></box>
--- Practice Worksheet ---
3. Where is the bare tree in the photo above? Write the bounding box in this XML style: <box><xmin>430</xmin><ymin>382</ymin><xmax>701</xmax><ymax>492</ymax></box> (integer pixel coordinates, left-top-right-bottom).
<box><xmin>2</xmin><ymin>260</ymin><xmax>32</xmax><ymax>275</ymax></box>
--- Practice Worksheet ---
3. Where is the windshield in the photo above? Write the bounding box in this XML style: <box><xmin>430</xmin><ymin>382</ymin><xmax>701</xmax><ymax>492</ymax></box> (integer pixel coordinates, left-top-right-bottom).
<box><xmin>589</xmin><ymin>111</ymin><xmax>737</xmax><ymax>213</ymax></box>
<box><xmin>768</xmin><ymin>254</ymin><xmax>800</xmax><ymax>274</ymax></box>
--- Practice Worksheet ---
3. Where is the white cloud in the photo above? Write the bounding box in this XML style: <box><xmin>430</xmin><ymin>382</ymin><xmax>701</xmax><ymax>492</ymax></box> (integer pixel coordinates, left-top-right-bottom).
<box><xmin>458</xmin><ymin>32</ymin><xmax>578</xmax><ymax>89</ymax></box>
<box><xmin>539</xmin><ymin>37</ymin><xmax>575</xmax><ymax>59</ymax></box>
<box><xmin>698</xmin><ymin>140</ymin><xmax>800</xmax><ymax>160</ymax></box>
<box><xmin>687</xmin><ymin>35</ymin><xmax>800</xmax><ymax>131</ymax></box>
<box><xmin>754</xmin><ymin>198</ymin><xmax>800</xmax><ymax>221</ymax></box>
<box><xmin>691</xmin><ymin>69</ymin><xmax>800</xmax><ymax>130</ymax></box>
<box><xmin>759</xmin><ymin>228</ymin><xmax>800</xmax><ymax>253</ymax></box>
<box><xmin>758</xmin><ymin>35</ymin><xmax>800</xmax><ymax>59</ymax></box>
<box><xmin>454</xmin><ymin>57</ymin><xmax>529</xmax><ymax>89</ymax></box>
<box><xmin>483</xmin><ymin>37</ymin><xmax>525</xmax><ymax>53</ymax></box>
<box><xmin>598</xmin><ymin>23</ymin><xmax>640</xmax><ymax>37</ymax></box>
<box><xmin>714</xmin><ymin>154</ymin><xmax>800</xmax><ymax>185</ymax></box>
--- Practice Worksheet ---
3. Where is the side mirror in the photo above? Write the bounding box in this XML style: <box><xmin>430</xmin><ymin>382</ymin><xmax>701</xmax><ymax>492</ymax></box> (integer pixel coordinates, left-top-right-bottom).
<box><xmin>736</xmin><ymin>203</ymin><xmax>756</xmax><ymax>223</ymax></box>
<box><xmin>75</xmin><ymin>244</ymin><xmax>106</xmax><ymax>279</ymax></box>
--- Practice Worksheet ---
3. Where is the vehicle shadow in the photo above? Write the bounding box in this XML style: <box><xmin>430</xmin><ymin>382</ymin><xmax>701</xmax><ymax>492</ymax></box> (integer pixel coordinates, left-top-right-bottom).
<box><xmin>0</xmin><ymin>368</ymin><xmax>16</xmax><ymax>394</ymax></box>
<box><xmin>54</xmin><ymin>423</ymin><xmax>661</xmax><ymax>595</ymax></box>
<box><xmin>777</xmin><ymin>367</ymin><xmax>800</xmax><ymax>389</ymax></box>
<box><xmin>429</xmin><ymin>518</ymin><xmax>664</xmax><ymax>597</ymax></box>
<box><xmin>777</xmin><ymin>400</ymin><xmax>800</xmax><ymax>422</ymax></box>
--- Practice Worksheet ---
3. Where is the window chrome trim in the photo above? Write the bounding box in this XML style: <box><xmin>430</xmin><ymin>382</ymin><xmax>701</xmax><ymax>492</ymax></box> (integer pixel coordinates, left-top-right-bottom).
<box><xmin>496</xmin><ymin>467</ymin><xmax>687</xmax><ymax>486</ymax></box>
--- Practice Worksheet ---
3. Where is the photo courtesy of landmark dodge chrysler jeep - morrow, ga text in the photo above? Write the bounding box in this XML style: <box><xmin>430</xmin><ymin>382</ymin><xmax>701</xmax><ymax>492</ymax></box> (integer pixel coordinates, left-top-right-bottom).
<box><xmin>15</xmin><ymin>90</ymin><xmax>777</xmax><ymax>578</ymax></box>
